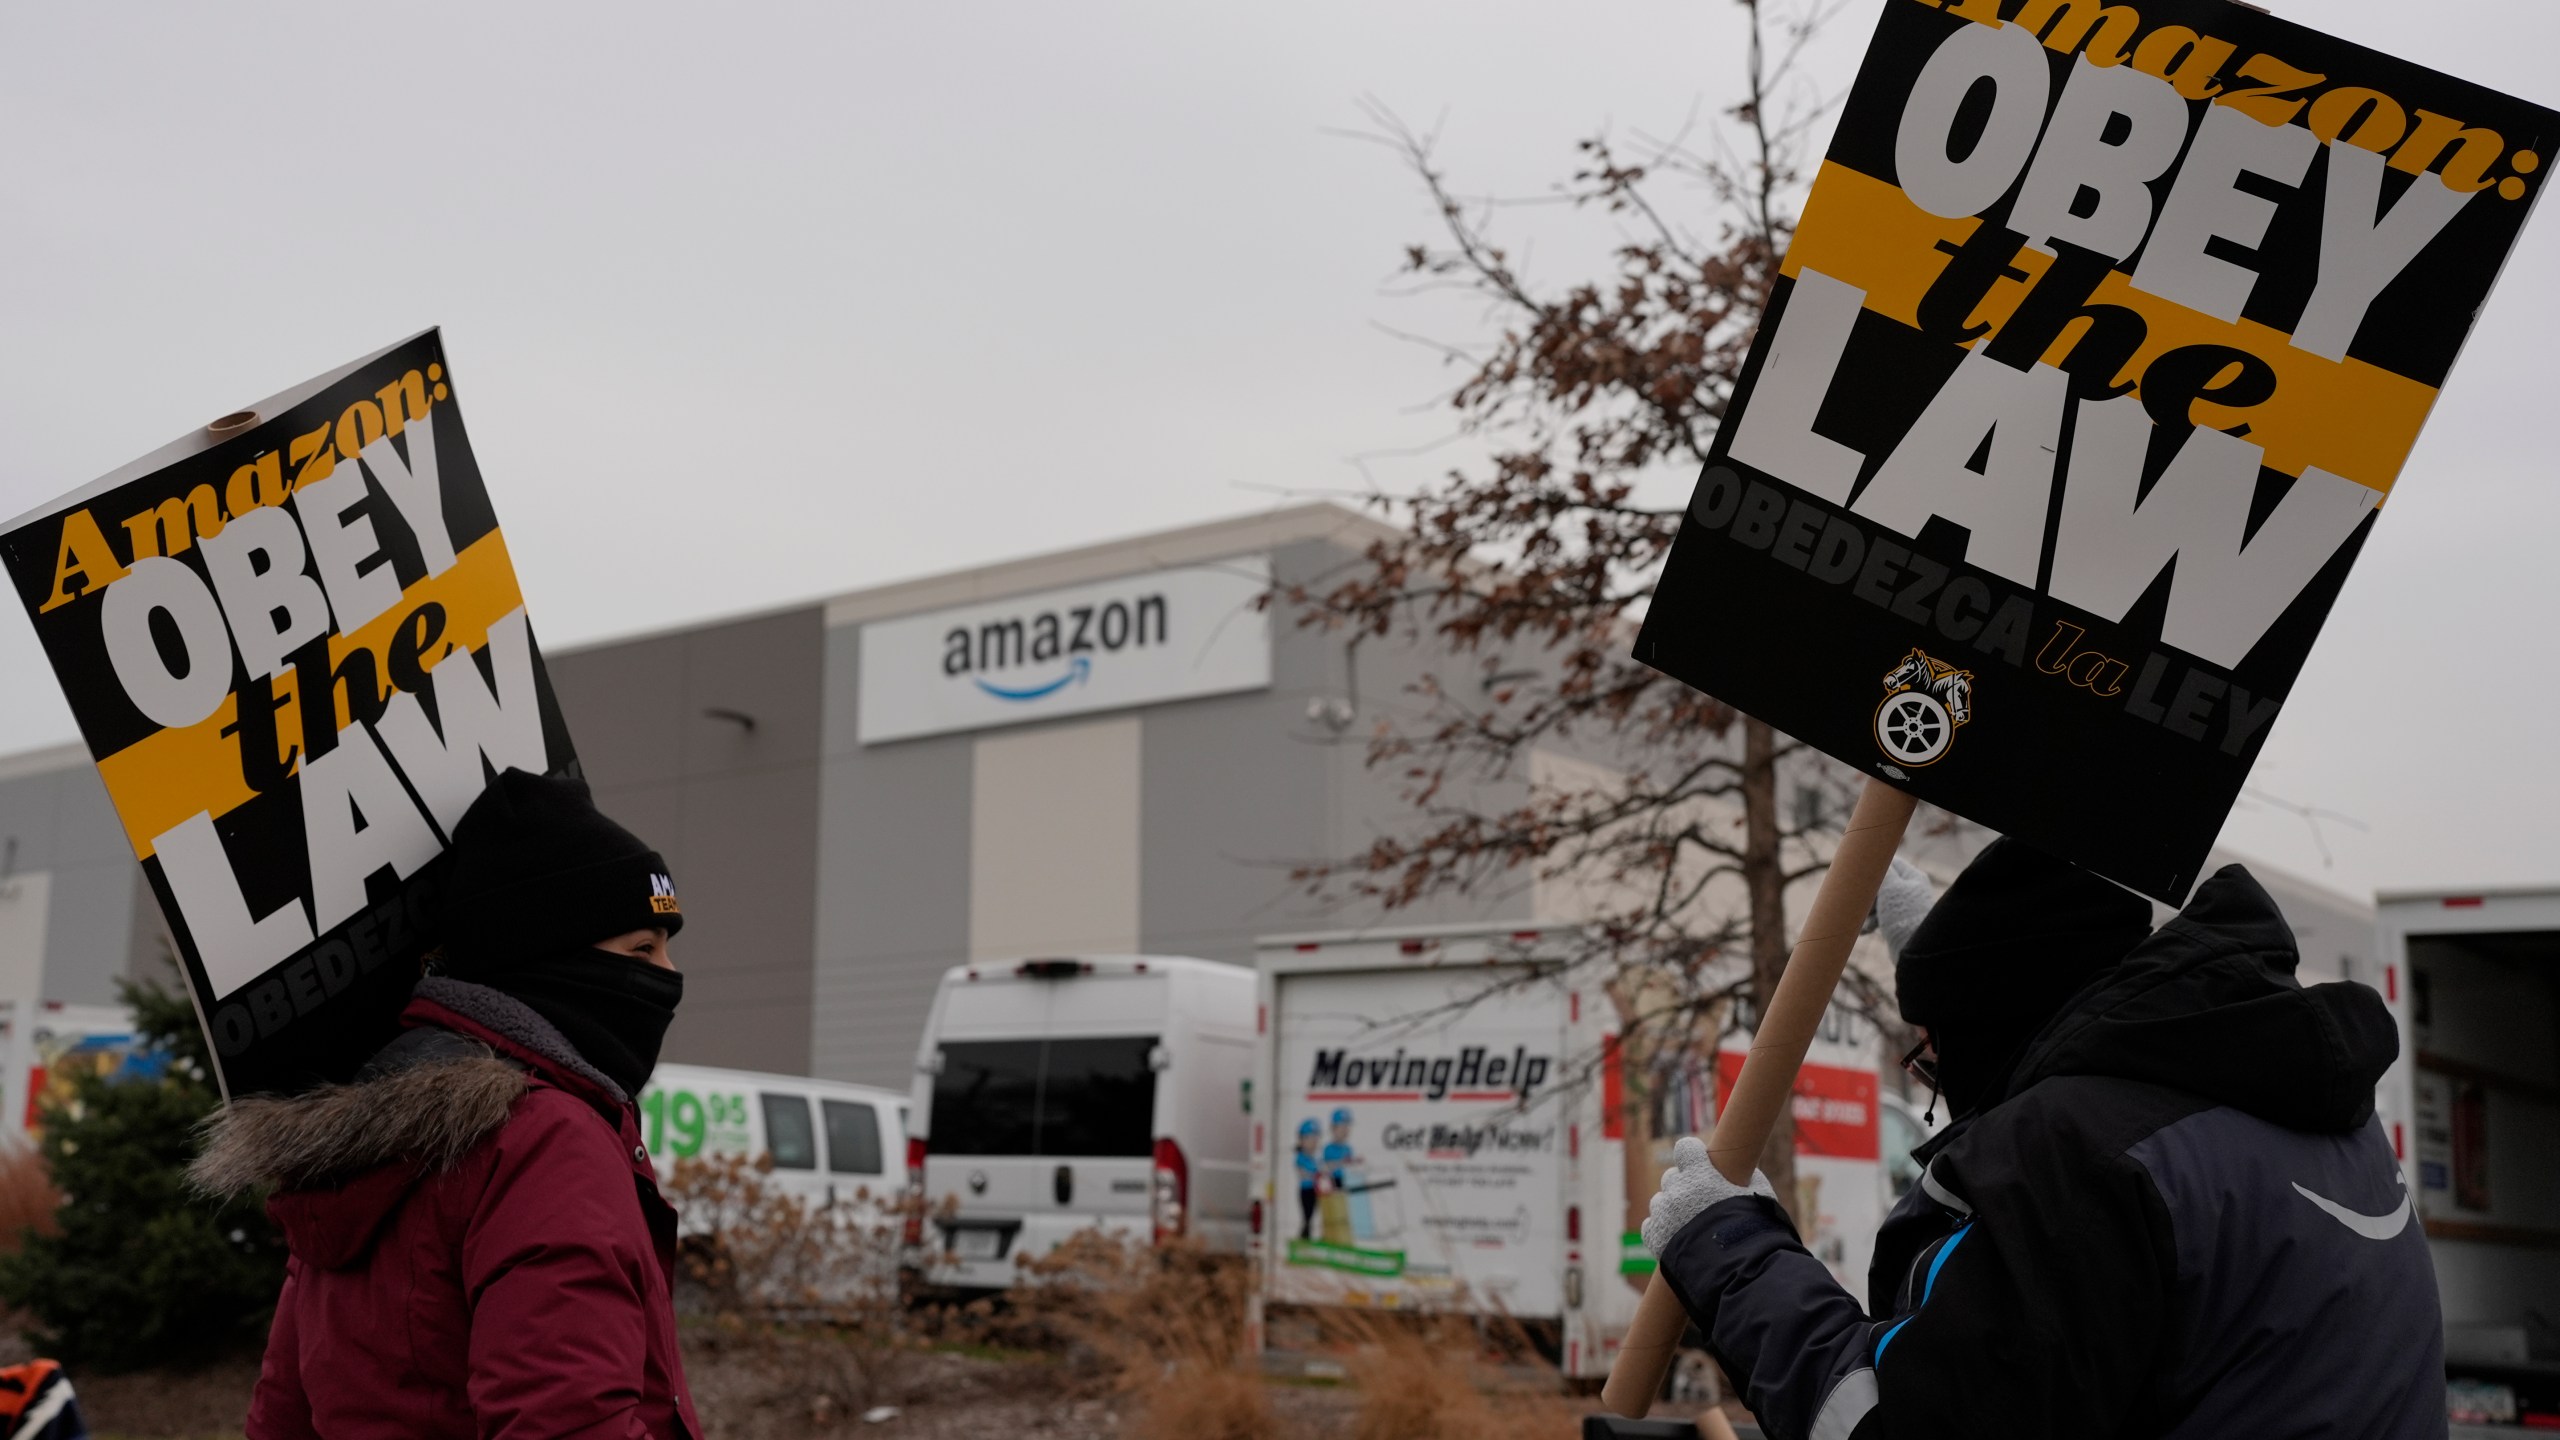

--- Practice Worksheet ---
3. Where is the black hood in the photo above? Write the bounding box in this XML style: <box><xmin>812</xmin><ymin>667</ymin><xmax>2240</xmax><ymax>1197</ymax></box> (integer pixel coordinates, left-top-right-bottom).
<box><xmin>2005</xmin><ymin>864</ymin><xmax>2398</xmax><ymax>1133</ymax></box>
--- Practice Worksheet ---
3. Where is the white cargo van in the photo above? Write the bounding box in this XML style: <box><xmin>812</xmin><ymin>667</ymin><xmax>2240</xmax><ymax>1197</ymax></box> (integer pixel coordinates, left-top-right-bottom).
<box><xmin>905</xmin><ymin>955</ymin><xmax>1255</xmax><ymax>1290</ymax></box>
<box><xmin>639</xmin><ymin>1062</ymin><xmax>910</xmax><ymax>1214</ymax></box>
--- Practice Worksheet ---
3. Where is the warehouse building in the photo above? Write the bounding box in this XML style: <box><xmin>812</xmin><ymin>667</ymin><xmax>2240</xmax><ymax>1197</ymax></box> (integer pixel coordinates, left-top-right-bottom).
<box><xmin>0</xmin><ymin>500</ymin><xmax>2387</xmax><ymax>1095</ymax></box>
<box><xmin>0</xmin><ymin>503</ymin><xmax>1566</xmax><ymax>1089</ymax></box>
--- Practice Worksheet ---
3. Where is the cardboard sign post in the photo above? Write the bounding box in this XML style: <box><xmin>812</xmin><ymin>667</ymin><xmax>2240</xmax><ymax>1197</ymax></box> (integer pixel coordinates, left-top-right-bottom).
<box><xmin>1611</xmin><ymin>0</ymin><xmax>2554</xmax><ymax>1416</ymax></box>
<box><xmin>1602</xmin><ymin>780</ymin><xmax>1915</xmax><ymax>1417</ymax></box>
<box><xmin>0</xmin><ymin>331</ymin><xmax>577</xmax><ymax>1096</ymax></box>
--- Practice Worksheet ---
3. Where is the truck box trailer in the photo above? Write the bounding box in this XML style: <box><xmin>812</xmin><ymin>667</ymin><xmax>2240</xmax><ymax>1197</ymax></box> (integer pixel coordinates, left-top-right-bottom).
<box><xmin>1246</xmin><ymin>922</ymin><xmax>1886</xmax><ymax>1384</ymax></box>
<box><xmin>2377</xmin><ymin>887</ymin><xmax>2560</xmax><ymax>1428</ymax></box>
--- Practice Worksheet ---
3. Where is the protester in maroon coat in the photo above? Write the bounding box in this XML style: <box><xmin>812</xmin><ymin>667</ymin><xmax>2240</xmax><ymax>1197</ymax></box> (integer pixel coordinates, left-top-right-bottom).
<box><xmin>192</xmin><ymin>771</ymin><xmax>700</xmax><ymax>1440</ymax></box>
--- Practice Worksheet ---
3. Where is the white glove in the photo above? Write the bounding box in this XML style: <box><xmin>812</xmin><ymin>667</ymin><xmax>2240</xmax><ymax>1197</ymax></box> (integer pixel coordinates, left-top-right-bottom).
<box><xmin>1873</xmin><ymin>855</ymin><xmax>1937</xmax><ymax>960</ymax></box>
<box><xmin>1641</xmin><ymin>1135</ymin><xmax>1777</xmax><ymax>1257</ymax></box>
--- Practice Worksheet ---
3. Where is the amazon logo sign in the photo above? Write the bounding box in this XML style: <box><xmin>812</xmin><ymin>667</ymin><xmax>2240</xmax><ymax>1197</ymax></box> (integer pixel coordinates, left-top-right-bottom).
<box><xmin>943</xmin><ymin>594</ymin><xmax>1166</xmax><ymax>701</ymax></box>
<box><xmin>853</xmin><ymin>557</ymin><xmax>1274</xmax><ymax>744</ymax></box>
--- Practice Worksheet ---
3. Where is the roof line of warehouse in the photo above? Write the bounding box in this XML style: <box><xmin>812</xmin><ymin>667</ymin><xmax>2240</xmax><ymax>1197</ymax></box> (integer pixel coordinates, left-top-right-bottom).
<box><xmin>0</xmin><ymin>501</ymin><xmax>1401</xmax><ymax>780</ymax></box>
<box><xmin>2207</xmin><ymin>847</ymin><xmax>2376</xmax><ymax>918</ymax></box>
<box><xmin>2376</xmin><ymin>882</ymin><xmax>2560</xmax><ymax>904</ymax></box>
<box><xmin>548</xmin><ymin>498</ymin><xmax>1403</xmax><ymax>655</ymax></box>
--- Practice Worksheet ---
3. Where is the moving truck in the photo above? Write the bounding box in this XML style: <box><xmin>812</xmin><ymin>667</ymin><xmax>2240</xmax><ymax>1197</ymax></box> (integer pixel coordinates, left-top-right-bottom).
<box><xmin>1249</xmin><ymin>924</ymin><xmax>1626</xmax><ymax>1379</ymax></box>
<box><xmin>1711</xmin><ymin>1006</ymin><xmax>1885</xmax><ymax>1292</ymax></box>
<box><xmin>1246</xmin><ymin>923</ymin><xmax>1888</xmax><ymax>1385</ymax></box>
<box><xmin>2376</xmin><ymin>887</ymin><xmax>2560</xmax><ymax>1429</ymax></box>
<box><xmin>905</xmin><ymin>955</ymin><xmax>1256</xmax><ymax>1290</ymax></box>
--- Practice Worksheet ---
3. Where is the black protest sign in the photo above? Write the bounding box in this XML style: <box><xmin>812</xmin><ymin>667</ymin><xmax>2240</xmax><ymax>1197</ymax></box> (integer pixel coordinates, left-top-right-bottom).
<box><xmin>0</xmin><ymin>331</ymin><xmax>578</xmax><ymax>1094</ymax></box>
<box><xmin>1635</xmin><ymin>0</ymin><xmax>2556</xmax><ymax>901</ymax></box>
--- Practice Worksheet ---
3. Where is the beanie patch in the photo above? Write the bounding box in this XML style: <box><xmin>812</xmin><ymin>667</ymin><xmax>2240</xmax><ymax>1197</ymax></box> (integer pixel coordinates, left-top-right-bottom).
<box><xmin>438</xmin><ymin>770</ymin><xmax>684</xmax><ymax>976</ymax></box>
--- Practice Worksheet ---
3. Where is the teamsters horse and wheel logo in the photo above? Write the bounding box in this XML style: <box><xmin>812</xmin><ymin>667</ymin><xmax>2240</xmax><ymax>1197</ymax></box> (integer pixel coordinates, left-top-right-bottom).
<box><xmin>1874</xmin><ymin>649</ymin><xmax>1974</xmax><ymax>769</ymax></box>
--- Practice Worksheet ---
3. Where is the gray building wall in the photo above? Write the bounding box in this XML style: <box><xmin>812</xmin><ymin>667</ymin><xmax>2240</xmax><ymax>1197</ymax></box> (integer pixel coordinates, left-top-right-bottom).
<box><xmin>808</xmin><ymin>523</ymin><xmax>1538</xmax><ymax>1089</ymax></box>
<box><xmin>810</xmin><ymin>622</ymin><xmax>972</xmax><ymax>1088</ymax></box>
<box><xmin>545</xmin><ymin>606</ymin><xmax>824</xmax><ymax>1075</ymax></box>
<box><xmin>0</xmin><ymin>748</ymin><xmax>162</xmax><ymax>1003</ymax></box>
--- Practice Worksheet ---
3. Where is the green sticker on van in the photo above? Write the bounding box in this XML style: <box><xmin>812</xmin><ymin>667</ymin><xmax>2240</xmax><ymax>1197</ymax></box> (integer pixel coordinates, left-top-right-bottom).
<box><xmin>1286</xmin><ymin>1239</ymin><xmax>1406</xmax><ymax>1277</ymax></box>
<box><xmin>640</xmin><ymin>1087</ymin><xmax>751</xmax><ymax>1158</ymax></box>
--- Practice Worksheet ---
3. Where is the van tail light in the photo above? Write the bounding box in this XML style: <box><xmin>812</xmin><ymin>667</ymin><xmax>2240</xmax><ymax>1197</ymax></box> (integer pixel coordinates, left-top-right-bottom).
<box><xmin>904</xmin><ymin>1137</ymin><xmax>929</xmax><ymax>1247</ymax></box>
<box><xmin>1152</xmin><ymin>1137</ymin><xmax>1189</xmax><ymax>1244</ymax></box>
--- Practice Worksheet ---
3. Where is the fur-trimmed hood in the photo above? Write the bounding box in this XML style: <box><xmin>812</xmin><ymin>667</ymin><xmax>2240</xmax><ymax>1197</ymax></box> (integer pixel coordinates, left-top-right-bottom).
<box><xmin>189</xmin><ymin>978</ymin><xmax>632</xmax><ymax>1268</ymax></box>
<box><xmin>189</xmin><ymin>1044</ymin><xmax>527</xmax><ymax>1198</ymax></box>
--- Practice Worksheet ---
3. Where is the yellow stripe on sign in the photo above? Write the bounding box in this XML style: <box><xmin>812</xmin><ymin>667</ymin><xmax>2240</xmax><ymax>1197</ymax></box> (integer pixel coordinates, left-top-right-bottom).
<box><xmin>1782</xmin><ymin>160</ymin><xmax>2440</xmax><ymax>497</ymax></box>
<box><xmin>93</xmin><ymin>529</ymin><xmax>530</xmax><ymax>860</ymax></box>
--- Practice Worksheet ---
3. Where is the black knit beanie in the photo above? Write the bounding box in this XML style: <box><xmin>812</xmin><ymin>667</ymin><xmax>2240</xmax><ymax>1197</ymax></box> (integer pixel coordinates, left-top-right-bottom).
<box><xmin>1896</xmin><ymin>836</ymin><xmax>2153</xmax><ymax>1113</ymax></box>
<box><xmin>438</xmin><ymin>770</ymin><xmax>684</xmax><ymax>975</ymax></box>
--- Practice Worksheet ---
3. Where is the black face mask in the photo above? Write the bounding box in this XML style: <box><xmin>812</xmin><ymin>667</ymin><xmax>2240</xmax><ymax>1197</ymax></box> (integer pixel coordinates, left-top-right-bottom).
<box><xmin>496</xmin><ymin>948</ymin><xmax>684</xmax><ymax>1099</ymax></box>
<box><xmin>1927</xmin><ymin>1017</ymin><xmax>2033</xmax><ymax>1120</ymax></box>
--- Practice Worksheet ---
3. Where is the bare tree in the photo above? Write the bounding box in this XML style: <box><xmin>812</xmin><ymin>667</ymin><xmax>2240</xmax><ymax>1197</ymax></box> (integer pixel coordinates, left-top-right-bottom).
<box><xmin>1284</xmin><ymin>0</ymin><xmax>1891</xmax><ymax>1226</ymax></box>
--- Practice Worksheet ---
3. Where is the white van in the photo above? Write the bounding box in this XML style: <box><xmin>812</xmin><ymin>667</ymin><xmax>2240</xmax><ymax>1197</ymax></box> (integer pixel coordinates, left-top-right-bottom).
<box><xmin>640</xmin><ymin>1062</ymin><xmax>910</xmax><ymax>1214</ymax></box>
<box><xmin>904</xmin><ymin>956</ymin><xmax>1255</xmax><ymax>1290</ymax></box>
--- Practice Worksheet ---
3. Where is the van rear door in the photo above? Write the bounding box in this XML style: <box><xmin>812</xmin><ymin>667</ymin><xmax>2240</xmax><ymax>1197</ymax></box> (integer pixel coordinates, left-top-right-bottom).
<box><xmin>1040</xmin><ymin>971</ymin><xmax>1168</xmax><ymax>1239</ymax></box>
<box><xmin>922</xmin><ymin>970</ymin><xmax>1166</xmax><ymax>1282</ymax></box>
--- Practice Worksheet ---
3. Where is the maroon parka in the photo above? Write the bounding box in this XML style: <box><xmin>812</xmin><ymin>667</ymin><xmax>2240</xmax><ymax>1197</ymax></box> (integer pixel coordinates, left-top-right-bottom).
<box><xmin>195</xmin><ymin>978</ymin><xmax>699</xmax><ymax>1440</ymax></box>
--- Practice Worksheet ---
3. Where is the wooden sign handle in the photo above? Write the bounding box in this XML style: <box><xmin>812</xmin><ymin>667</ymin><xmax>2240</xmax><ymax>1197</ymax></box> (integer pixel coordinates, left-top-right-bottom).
<box><xmin>1600</xmin><ymin>777</ymin><xmax>1919</xmax><ymax>1418</ymax></box>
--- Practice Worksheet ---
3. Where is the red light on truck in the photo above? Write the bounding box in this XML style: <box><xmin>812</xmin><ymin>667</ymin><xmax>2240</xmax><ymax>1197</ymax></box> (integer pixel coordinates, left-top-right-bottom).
<box><xmin>1152</xmin><ymin>1137</ymin><xmax>1190</xmax><ymax>1244</ymax></box>
<box><xmin>2386</xmin><ymin>966</ymin><xmax>2398</xmax><ymax>1003</ymax></box>
<box><xmin>1399</xmin><ymin>939</ymin><xmax>1427</xmax><ymax>955</ymax></box>
<box><xmin>1017</xmin><ymin>959</ymin><xmax>1090</xmax><ymax>979</ymax></box>
<box><xmin>1566</xmin><ymin>1205</ymin><xmax>1581</xmax><ymax>1243</ymax></box>
<box><xmin>1295</xmin><ymin>942</ymin><xmax>1320</xmax><ymax>952</ymax></box>
<box><xmin>2441</xmin><ymin>896</ymin><xmax>2485</xmax><ymax>908</ymax></box>
<box><xmin>2394</xmin><ymin>1123</ymin><xmax>2405</xmax><ymax>1160</ymax></box>
<box><xmin>1249</xmin><ymin>1198</ymin><xmax>1264</xmax><ymax>1237</ymax></box>
<box><xmin>903</xmin><ymin>1137</ymin><xmax>928</xmax><ymax>1247</ymax></box>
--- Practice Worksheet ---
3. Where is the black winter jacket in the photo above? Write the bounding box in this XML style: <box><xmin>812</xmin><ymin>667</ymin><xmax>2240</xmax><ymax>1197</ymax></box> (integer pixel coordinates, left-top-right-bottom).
<box><xmin>1658</xmin><ymin>865</ymin><xmax>2444</xmax><ymax>1440</ymax></box>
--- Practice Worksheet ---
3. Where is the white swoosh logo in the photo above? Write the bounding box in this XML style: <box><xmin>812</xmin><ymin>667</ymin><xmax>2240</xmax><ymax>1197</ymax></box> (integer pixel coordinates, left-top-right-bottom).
<box><xmin>2292</xmin><ymin>1182</ymin><xmax>2413</xmax><ymax>1240</ymax></box>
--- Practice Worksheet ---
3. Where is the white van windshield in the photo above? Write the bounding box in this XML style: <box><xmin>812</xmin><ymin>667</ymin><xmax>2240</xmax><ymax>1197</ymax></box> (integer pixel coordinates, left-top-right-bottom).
<box><xmin>931</xmin><ymin>1035</ymin><xmax>1157</xmax><ymax>1158</ymax></box>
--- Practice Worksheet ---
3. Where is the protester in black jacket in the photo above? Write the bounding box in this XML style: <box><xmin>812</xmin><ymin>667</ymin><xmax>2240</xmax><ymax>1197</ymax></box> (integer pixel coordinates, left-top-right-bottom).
<box><xmin>1644</xmin><ymin>838</ymin><xmax>2442</xmax><ymax>1439</ymax></box>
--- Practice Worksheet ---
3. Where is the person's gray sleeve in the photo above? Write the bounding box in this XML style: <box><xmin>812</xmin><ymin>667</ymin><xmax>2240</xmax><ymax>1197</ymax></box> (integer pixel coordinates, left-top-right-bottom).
<box><xmin>1655</xmin><ymin>1196</ymin><xmax>1891</xmax><ymax>1440</ymax></box>
<box><xmin>1658</xmin><ymin>1149</ymin><xmax>2173</xmax><ymax>1440</ymax></box>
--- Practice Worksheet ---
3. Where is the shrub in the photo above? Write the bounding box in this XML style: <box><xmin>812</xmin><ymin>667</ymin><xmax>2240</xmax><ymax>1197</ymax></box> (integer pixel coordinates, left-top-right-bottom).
<box><xmin>0</xmin><ymin>1147</ymin><xmax>61</xmax><ymax>1253</ymax></box>
<box><xmin>663</xmin><ymin>1153</ymin><xmax>938</xmax><ymax>1419</ymax></box>
<box><xmin>1332</xmin><ymin>1312</ymin><xmax>1580</xmax><ymax>1440</ymax></box>
<box><xmin>0</xmin><ymin>978</ymin><xmax>284</xmax><ymax>1369</ymax></box>
<box><xmin>1012</xmin><ymin>1231</ymin><xmax>1274</xmax><ymax>1440</ymax></box>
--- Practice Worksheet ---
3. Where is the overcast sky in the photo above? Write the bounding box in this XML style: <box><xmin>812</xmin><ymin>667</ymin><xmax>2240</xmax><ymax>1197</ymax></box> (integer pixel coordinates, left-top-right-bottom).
<box><xmin>3</xmin><ymin>1</ymin><xmax>2554</xmax><ymax>901</ymax></box>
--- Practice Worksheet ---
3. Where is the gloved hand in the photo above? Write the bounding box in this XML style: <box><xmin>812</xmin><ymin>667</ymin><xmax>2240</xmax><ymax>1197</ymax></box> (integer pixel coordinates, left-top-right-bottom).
<box><xmin>1872</xmin><ymin>855</ymin><xmax>1937</xmax><ymax>960</ymax></box>
<box><xmin>1641</xmin><ymin>1135</ymin><xmax>1778</xmax><ymax>1258</ymax></box>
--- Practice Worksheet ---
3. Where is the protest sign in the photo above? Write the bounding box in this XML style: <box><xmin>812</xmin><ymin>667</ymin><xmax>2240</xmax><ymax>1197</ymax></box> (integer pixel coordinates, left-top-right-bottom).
<box><xmin>1635</xmin><ymin>0</ymin><xmax>2559</xmax><ymax>903</ymax></box>
<box><xmin>1609</xmin><ymin>1</ymin><xmax>2557</xmax><ymax>1415</ymax></box>
<box><xmin>0</xmin><ymin>331</ymin><xmax>577</xmax><ymax>1095</ymax></box>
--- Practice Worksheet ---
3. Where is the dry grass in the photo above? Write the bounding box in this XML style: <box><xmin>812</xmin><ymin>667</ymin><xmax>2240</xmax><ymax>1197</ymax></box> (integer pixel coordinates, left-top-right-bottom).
<box><xmin>1329</xmin><ymin>1313</ymin><xmax>1583</xmax><ymax>1440</ymax></box>
<box><xmin>662</xmin><ymin>1154</ymin><xmax>953</xmax><ymax>1422</ymax></box>
<box><xmin>1127</xmin><ymin>1361</ymin><xmax>1273</xmax><ymax>1440</ymax></box>
<box><xmin>0</xmin><ymin>1146</ymin><xmax>59</xmax><ymax>1252</ymax></box>
<box><xmin>1013</xmin><ymin>1233</ymin><xmax>1276</xmax><ymax>1440</ymax></box>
